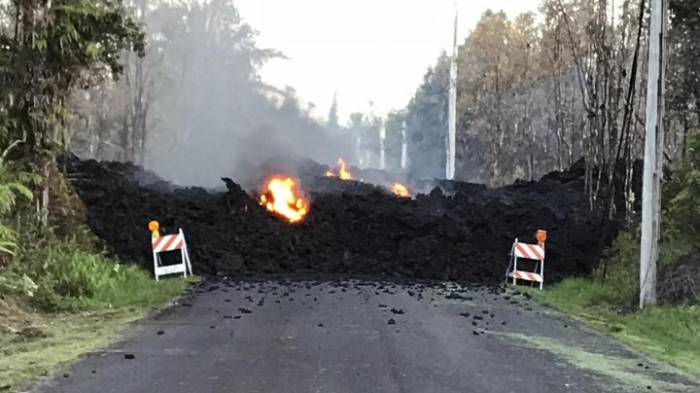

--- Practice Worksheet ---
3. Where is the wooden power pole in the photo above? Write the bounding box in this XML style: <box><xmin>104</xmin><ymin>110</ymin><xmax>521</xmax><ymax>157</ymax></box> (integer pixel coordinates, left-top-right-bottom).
<box><xmin>640</xmin><ymin>0</ymin><xmax>667</xmax><ymax>309</ymax></box>
<box><xmin>446</xmin><ymin>6</ymin><xmax>458</xmax><ymax>180</ymax></box>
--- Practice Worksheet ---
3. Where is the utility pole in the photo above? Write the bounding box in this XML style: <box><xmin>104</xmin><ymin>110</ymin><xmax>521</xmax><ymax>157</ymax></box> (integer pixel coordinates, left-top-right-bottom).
<box><xmin>446</xmin><ymin>5</ymin><xmax>458</xmax><ymax>180</ymax></box>
<box><xmin>379</xmin><ymin>123</ymin><xmax>386</xmax><ymax>170</ymax></box>
<box><xmin>401</xmin><ymin>121</ymin><xmax>408</xmax><ymax>171</ymax></box>
<box><xmin>640</xmin><ymin>0</ymin><xmax>667</xmax><ymax>309</ymax></box>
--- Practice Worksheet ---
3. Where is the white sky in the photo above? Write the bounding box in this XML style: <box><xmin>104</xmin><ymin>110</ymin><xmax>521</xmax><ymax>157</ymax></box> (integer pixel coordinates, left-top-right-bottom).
<box><xmin>236</xmin><ymin>0</ymin><xmax>541</xmax><ymax>124</ymax></box>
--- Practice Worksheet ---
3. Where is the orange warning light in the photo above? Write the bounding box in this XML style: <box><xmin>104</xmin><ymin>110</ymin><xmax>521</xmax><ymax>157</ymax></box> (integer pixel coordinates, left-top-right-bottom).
<box><xmin>536</xmin><ymin>230</ymin><xmax>547</xmax><ymax>244</ymax></box>
<box><xmin>148</xmin><ymin>221</ymin><xmax>161</xmax><ymax>238</ymax></box>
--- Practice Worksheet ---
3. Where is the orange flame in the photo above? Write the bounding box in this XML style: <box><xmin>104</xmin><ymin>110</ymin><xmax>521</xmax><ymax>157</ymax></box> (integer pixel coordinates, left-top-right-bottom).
<box><xmin>259</xmin><ymin>176</ymin><xmax>310</xmax><ymax>223</ymax></box>
<box><xmin>337</xmin><ymin>159</ymin><xmax>353</xmax><ymax>180</ymax></box>
<box><xmin>325</xmin><ymin>158</ymin><xmax>354</xmax><ymax>180</ymax></box>
<box><xmin>390</xmin><ymin>183</ymin><xmax>411</xmax><ymax>198</ymax></box>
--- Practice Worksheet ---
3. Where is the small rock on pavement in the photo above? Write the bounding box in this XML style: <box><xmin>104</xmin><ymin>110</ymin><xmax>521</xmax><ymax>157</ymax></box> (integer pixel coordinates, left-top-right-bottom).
<box><xmin>157</xmin><ymin>330</ymin><xmax>165</xmax><ymax>335</ymax></box>
<box><xmin>387</xmin><ymin>318</ymin><xmax>396</xmax><ymax>325</ymax></box>
<box><xmin>124</xmin><ymin>354</ymin><xmax>135</xmax><ymax>360</ymax></box>
<box><xmin>390</xmin><ymin>308</ymin><xmax>404</xmax><ymax>315</ymax></box>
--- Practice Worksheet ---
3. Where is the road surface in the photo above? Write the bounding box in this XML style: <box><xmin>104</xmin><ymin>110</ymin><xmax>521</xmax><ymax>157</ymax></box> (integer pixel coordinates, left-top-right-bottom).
<box><xmin>34</xmin><ymin>279</ymin><xmax>699</xmax><ymax>393</ymax></box>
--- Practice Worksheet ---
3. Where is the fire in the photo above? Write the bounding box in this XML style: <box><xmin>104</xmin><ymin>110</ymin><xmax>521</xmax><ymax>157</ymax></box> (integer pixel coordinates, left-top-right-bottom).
<box><xmin>325</xmin><ymin>158</ymin><xmax>354</xmax><ymax>180</ymax></box>
<box><xmin>337</xmin><ymin>159</ymin><xmax>353</xmax><ymax>180</ymax></box>
<box><xmin>390</xmin><ymin>183</ymin><xmax>411</xmax><ymax>198</ymax></box>
<box><xmin>259</xmin><ymin>176</ymin><xmax>310</xmax><ymax>223</ymax></box>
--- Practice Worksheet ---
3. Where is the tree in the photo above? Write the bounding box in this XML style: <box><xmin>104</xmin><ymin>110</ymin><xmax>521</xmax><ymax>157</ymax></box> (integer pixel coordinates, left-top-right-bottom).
<box><xmin>0</xmin><ymin>0</ymin><xmax>144</xmax><ymax>217</ymax></box>
<box><xmin>405</xmin><ymin>52</ymin><xmax>450</xmax><ymax>179</ymax></box>
<box><xmin>67</xmin><ymin>0</ymin><xmax>350</xmax><ymax>186</ymax></box>
<box><xmin>384</xmin><ymin>110</ymin><xmax>407</xmax><ymax>172</ymax></box>
<box><xmin>328</xmin><ymin>92</ymin><xmax>339</xmax><ymax>131</ymax></box>
<box><xmin>668</xmin><ymin>0</ymin><xmax>700</xmax><ymax>161</ymax></box>
<box><xmin>435</xmin><ymin>1</ymin><xmax>649</xmax><ymax>209</ymax></box>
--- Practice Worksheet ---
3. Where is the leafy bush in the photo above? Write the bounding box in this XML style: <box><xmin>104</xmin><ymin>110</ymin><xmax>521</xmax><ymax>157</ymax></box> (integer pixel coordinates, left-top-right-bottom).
<box><xmin>0</xmin><ymin>271</ymin><xmax>38</xmax><ymax>298</ymax></box>
<box><xmin>589</xmin><ymin>132</ymin><xmax>700</xmax><ymax>307</ymax></box>
<box><xmin>17</xmin><ymin>237</ymin><xmax>185</xmax><ymax>311</ymax></box>
<box><xmin>665</xmin><ymin>132</ymin><xmax>700</xmax><ymax>251</ymax></box>
<box><xmin>0</xmin><ymin>154</ymin><xmax>37</xmax><ymax>257</ymax></box>
<box><xmin>2</xmin><ymin>223</ymin><xmax>187</xmax><ymax>312</ymax></box>
<box><xmin>594</xmin><ymin>231</ymin><xmax>640</xmax><ymax>305</ymax></box>
<box><xmin>595</xmin><ymin>226</ymin><xmax>696</xmax><ymax>307</ymax></box>
<box><xmin>0</xmin><ymin>156</ymin><xmax>186</xmax><ymax>312</ymax></box>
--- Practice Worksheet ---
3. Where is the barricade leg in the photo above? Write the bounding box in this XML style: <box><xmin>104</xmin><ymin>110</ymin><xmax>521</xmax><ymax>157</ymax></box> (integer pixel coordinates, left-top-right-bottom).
<box><xmin>184</xmin><ymin>245</ymin><xmax>192</xmax><ymax>276</ymax></box>
<box><xmin>153</xmin><ymin>252</ymin><xmax>160</xmax><ymax>282</ymax></box>
<box><xmin>180</xmin><ymin>229</ymin><xmax>193</xmax><ymax>275</ymax></box>
<box><xmin>540</xmin><ymin>260</ymin><xmax>545</xmax><ymax>290</ymax></box>
<box><xmin>505</xmin><ymin>242</ymin><xmax>515</xmax><ymax>284</ymax></box>
<box><xmin>512</xmin><ymin>255</ymin><xmax>518</xmax><ymax>285</ymax></box>
<box><xmin>180</xmin><ymin>248</ymin><xmax>187</xmax><ymax>278</ymax></box>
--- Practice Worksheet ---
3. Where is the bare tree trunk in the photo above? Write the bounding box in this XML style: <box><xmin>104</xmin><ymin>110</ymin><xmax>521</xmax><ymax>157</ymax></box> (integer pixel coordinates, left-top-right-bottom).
<box><xmin>681</xmin><ymin>115</ymin><xmax>689</xmax><ymax>162</ymax></box>
<box><xmin>38</xmin><ymin>161</ymin><xmax>50</xmax><ymax>224</ymax></box>
<box><xmin>604</xmin><ymin>0</ymin><xmax>646</xmax><ymax>219</ymax></box>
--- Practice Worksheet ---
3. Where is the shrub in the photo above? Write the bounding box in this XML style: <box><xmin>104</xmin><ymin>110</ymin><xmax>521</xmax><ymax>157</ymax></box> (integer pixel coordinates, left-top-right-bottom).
<box><xmin>5</xmin><ymin>224</ymin><xmax>187</xmax><ymax>312</ymax></box>
<box><xmin>0</xmin><ymin>155</ymin><xmax>37</xmax><ymax>258</ymax></box>
<box><xmin>665</xmin><ymin>132</ymin><xmax>700</xmax><ymax>251</ymax></box>
<box><xmin>594</xmin><ymin>230</ymin><xmax>640</xmax><ymax>305</ymax></box>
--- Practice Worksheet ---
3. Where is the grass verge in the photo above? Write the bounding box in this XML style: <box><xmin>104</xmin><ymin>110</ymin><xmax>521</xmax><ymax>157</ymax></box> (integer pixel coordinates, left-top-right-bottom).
<box><xmin>0</xmin><ymin>277</ymin><xmax>195</xmax><ymax>392</ymax></box>
<box><xmin>525</xmin><ymin>278</ymin><xmax>700</xmax><ymax>378</ymax></box>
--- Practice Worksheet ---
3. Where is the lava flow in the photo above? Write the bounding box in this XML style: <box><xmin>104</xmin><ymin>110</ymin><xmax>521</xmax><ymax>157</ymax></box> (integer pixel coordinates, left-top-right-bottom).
<box><xmin>390</xmin><ymin>183</ymin><xmax>411</xmax><ymax>198</ymax></box>
<box><xmin>325</xmin><ymin>158</ymin><xmax>354</xmax><ymax>180</ymax></box>
<box><xmin>259</xmin><ymin>176</ymin><xmax>310</xmax><ymax>223</ymax></box>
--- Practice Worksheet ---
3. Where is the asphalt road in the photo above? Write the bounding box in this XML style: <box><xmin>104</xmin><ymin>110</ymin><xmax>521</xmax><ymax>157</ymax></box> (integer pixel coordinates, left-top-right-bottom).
<box><xmin>34</xmin><ymin>279</ymin><xmax>699</xmax><ymax>393</ymax></box>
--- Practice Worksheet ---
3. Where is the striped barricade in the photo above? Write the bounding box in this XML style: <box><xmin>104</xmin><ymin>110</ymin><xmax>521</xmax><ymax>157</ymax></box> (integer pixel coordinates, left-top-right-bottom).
<box><xmin>151</xmin><ymin>228</ymin><xmax>193</xmax><ymax>281</ymax></box>
<box><xmin>506</xmin><ymin>237</ymin><xmax>546</xmax><ymax>289</ymax></box>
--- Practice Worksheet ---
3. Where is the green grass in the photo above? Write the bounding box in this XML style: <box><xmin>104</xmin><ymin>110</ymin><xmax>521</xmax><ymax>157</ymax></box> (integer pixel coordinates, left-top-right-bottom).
<box><xmin>2</xmin><ymin>226</ymin><xmax>195</xmax><ymax>312</ymax></box>
<box><xmin>0</xmin><ymin>168</ymin><xmax>195</xmax><ymax>391</ymax></box>
<box><xmin>0</xmin><ymin>228</ymin><xmax>196</xmax><ymax>392</ymax></box>
<box><xmin>526</xmin><ymin>279</ymin><xmax>700</xmax><ymax>378</ymax></box>
<box><xmin>501</xmin><ymin>332</ymin><xmax>698</xmax><ymax>393</ymax></box>
<box><xmin>0</xmin><ymin>276</ymin><xmax>195</xmax><ymax>392</ymax></box>
<box><xmin>0</xmin><ymin>307</ymin><xmax>145</xmax><ymax>392</ymax></box>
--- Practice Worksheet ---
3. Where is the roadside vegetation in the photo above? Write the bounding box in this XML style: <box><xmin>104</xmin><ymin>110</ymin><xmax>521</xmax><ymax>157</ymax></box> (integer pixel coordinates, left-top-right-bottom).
<box><xmin>0</xmin><ymin>3</ymin><xmax>193</xmax><ymax>391</ymax></box>
<box><xmin>0</xmin><ymin>156</ymin><xmax>192</xmax><ymax>392</ymax></box>
<box><xmin>529</xmin><ymin>133</ymin><xmax>700</xmax><ymax>377</ymax></box>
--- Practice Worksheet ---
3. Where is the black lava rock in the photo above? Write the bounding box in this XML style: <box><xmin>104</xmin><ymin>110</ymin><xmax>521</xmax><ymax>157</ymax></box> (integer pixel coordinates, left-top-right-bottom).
<box><xmin>64</xmin><ymin>156</ymin><xmax>619</xmax><ymax>285</ymax></box>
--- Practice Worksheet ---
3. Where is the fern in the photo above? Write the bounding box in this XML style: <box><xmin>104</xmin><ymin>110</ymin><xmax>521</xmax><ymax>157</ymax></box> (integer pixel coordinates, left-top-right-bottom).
<box><xmin>0</xmin><ymin>156</ymin><xmax>36</xmax><ymax>257</ymax></box>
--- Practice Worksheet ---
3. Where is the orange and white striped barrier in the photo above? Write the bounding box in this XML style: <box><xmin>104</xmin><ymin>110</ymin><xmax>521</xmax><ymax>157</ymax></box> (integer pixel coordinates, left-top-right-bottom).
<box><xmin>506</xmin><ymin>230</ymin><xmax>547</xmax><ymax>289</ymax></box>
<box><xmin>149</xmin><ymin>221</ymin><xmax>192</xmax><ymax>281</ymax></box>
